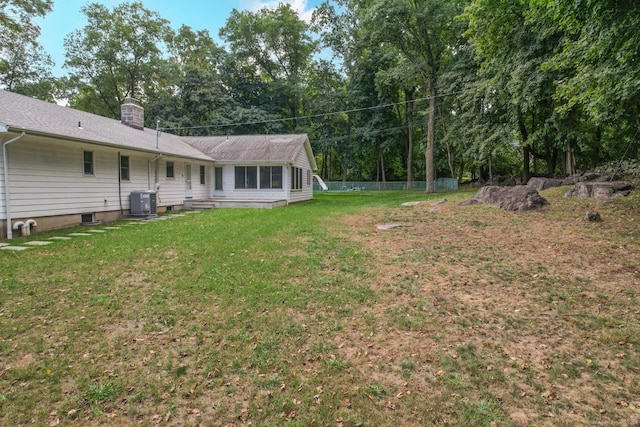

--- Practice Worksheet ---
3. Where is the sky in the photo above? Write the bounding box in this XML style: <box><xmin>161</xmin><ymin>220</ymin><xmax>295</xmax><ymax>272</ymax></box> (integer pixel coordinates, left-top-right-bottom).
<box><xmin>35</xmin><ymin>0</ymin><xmax>325</xmax><ymax>77</ymax></box>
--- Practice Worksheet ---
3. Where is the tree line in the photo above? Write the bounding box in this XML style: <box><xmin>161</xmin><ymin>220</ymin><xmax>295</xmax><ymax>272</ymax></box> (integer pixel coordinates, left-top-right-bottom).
<box><xmin>1</xmin><ymin>0</ymin><xmax>638</xmax><ymax>191</ymax></box>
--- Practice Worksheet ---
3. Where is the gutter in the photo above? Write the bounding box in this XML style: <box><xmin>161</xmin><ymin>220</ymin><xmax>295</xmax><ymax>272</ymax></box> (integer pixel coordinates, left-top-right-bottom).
<box><xmin>2</xmin><ymin>131</ymin><xmax>26</xmax><ymax>239</ymax></box>
<box><xmin>10</xmin><ymin>128</ymin><xmax>212</xmax><ymax>162</ymax></box>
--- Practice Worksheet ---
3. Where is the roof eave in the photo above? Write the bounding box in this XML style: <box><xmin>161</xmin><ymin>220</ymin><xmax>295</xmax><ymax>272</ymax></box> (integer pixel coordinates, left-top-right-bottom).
<box><xmin>2</xmin><ymin>126</ymin><xmax>214</xmax><ymax>161</ymax></box>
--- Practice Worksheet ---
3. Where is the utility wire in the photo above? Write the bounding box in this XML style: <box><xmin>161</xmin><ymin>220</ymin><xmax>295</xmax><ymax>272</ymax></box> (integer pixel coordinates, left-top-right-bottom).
<box><xmin>159</xmin><ymin>89</ymin><xmax>468</xmax><ymax>133</ymax></box>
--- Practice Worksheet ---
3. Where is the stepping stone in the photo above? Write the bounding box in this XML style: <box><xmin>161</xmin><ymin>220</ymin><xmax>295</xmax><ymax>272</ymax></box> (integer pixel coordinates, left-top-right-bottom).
<box><xmin>103</xmin><ymin>227</ymin><xmax>121</xmax><ymax>230</ymax></box>
<box><xmin>1</xmin><ymin>245</ymin><xmax>29</xmax><ymax>251</ymax></box>
<box><xmin>49</xmin><ymin>236</ymin><xmax>71</xmax><ymax>241</ymax></box>
<box><xmin>376</xmin><ymin>223</ymin><xmax>404</xmax><ymax>230</ymax></box>
<box><xmin>401</xmin><ymin>201</ymin><xmax>422</xmax><ymax>207</ymax></box>
<box><xmin>87</xmin><ymin>229</ymin><xmax>106</xmax><ymax>233</ymax></box>
<box><xmin>170</xmin><ymin>214</ymin><xmax>186</xmax><ymax>218</ymax></box>
<box><xmin>24</xmin><ymin>241</ymin><xmax>53</xmax><ymax>246</ymax></box>
<box><xmin>152</xmin><ymin>217</ymin><xmax>168</xmax><ymax>221</ymax></box>
<box><xmin>68</xmin><ymin>233</ymin><xmax>92</xmax><ymax>236</ymax></box>
<box><xmin>0</xmin><ymin>243</ymin><xmax>9</xmax><ymax>247</ymax></box>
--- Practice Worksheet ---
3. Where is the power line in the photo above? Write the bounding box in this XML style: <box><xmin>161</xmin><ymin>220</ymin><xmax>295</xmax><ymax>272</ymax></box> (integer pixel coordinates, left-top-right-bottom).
<box><xmin>159</xmin><ymin>89</ymin><xmax>468</xmax><ymax>133</ymax></box>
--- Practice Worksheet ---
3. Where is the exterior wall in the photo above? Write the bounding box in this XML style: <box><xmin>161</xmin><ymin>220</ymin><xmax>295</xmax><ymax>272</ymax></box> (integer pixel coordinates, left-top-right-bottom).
<box><xmin>288</xmin><ymin>148</ymin><xmax>314</xmax><ymax>204</ymax></box>
<box><xmin>0</xmin><ymin>135</ymin><xmax>214</xmax><ymax>237</ymax></box>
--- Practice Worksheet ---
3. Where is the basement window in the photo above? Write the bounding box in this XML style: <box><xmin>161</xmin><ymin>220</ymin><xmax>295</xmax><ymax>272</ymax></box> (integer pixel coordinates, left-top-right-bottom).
<box><xmin>81</xmin><ymin>213</ymin><xmax>94</xmax><ymax>224</ymax></box>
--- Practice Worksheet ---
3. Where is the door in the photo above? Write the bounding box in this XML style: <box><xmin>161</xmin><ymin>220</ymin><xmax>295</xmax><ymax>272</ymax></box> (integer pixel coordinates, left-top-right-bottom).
<box><xmin>185</xmin><ymin>164</ymin><xmax>192</xmax><ymax>198</ymax></box>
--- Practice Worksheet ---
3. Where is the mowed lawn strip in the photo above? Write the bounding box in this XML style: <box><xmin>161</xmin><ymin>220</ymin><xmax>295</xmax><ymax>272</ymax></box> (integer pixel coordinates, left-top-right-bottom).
<box><xmin>1</xmin><ymin>188</ymin><xmax>639</xmax><ymax>426</ymax></box>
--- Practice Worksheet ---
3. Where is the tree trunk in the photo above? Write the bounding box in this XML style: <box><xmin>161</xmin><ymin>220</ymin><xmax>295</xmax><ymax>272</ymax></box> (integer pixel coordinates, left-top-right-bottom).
<box><xmin>488</xmin><ymin>154</ymin><xmax>493</xmax><ymax>182</ymax></box>
<box><xmin>405</xmin><ymin>89</ymin><xmax>414</xmax><ymax>188</ymax></box>
<box><xmin>425</xmin><ymin>78</ymin><xmax>437</xmax><ymax>193</ymax></box>
<box><xmin>518</xmin><ymin>118</ymin><xmax>531</xmax><ymax>183</ymax></box>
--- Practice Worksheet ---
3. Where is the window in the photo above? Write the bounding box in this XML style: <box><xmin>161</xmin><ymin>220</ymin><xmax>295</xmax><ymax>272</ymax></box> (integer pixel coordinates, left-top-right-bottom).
<box><xmin>81</xmin><ymin>213</ymin><xmax>94</xmax><ymax>224</ymax></box>
<box><xmin>215</xmin><ymin>167</ymin><xmax>223</xmax><ymax>190</ymax></box>
<box><xmin>166</xmin><ymin>161</ymin><xmax>174</xmax><ymax>178</ymax></box>
<box><xmin>291</xmin><ymin>166</ymin><xmax>303</xmax><ymax>190</ymax></box>
<box><xmin>199</xmin><ymin>165</ymin><xmax>205</xmax><ymax>185</ymax></box>
<box><xmin>120</xmin><ymin>155</ymin><xmax>130</xmax><ymax>181</ymax></box>
<box><xmin>235</xmin><ymin>166</ymin><xmax>257</xmax><ymax>189</ymax></box>
<box><xmin>83</xmin><ymin>151</ymin><xmax>94</xmax><ymax>175</ymax></box>
<box><xmin>260</xmin><ymin>166</ymin><xmax>283</xmax><ymax>189</ymax></box>
<box><xmin>307</xmin><ymin>169</ymin><xmax>311</xmax><ymax>186</ymax></box>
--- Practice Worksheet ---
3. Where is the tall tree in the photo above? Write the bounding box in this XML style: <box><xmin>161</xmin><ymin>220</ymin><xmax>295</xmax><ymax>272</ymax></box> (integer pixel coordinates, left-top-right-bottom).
<box><xmin>64</xmin><ymin>1</ymin><xmax>173</xmax><ymax>118</ymax></box>
<box><xmin>0</xmin><ymin>0</ymin><xmax>55</xmax><ymax>100</ymax></box>
<box><xmin>219</xmin><ymin>3</ymin><xmax>316</xmax><ymax>130</ymax></box>
<box><xmin>539</xmin><ymin>0</ymin><xmax>640</xmax><ymax>128</ymax></box>
<box><xmin>0</xmin><ymin>0</ymin><xmax>51</xmax><ymax>41</ymax></box>
<box><xmin>357</xmin><ymin>0</ymin><xmax>466</xmax><ymax>192</ymax></box>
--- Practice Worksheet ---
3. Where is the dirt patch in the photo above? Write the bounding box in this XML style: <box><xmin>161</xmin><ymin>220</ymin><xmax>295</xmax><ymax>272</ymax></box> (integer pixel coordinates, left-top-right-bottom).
<box><xmin>335</xmin><ymin>188</ymin><xmax>640</xmax><ymax>425</ymax></box>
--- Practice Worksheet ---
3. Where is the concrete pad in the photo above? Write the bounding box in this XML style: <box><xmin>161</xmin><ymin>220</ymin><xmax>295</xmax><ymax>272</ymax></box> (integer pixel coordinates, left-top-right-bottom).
<box><xmin>68</xmin><ymin>233</ymin><xmax>92</xmax><ymax>236</ymax></box>
<box><xmin>169</xmin><ymin>214</ymin><xmax>186</xmax><ymax>218</ymax></box>
<box><xmin>49</xmin><ymin>236</ymin><xmax>72</xmax><ymax>241</ymax></box>
<box><xmin>24</xmin><ymin>241</ymin><xmax>53</xmax><ymax>246</ymax></box>
<box><xmin>1</xmin><ymin>245</ymin><xmax>30</xmax><ymax>251</ymax></box>
<box><xmin>0</xmin><ymin>243</ymin><xmax>9</xmax><ymax>247</ymax></box>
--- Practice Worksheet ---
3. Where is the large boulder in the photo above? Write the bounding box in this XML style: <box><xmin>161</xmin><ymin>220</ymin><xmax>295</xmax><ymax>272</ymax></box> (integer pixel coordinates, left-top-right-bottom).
<box><xmin>472</xmin><ymin>185</ymin><xmax>549</xmax><ymax>211</ymax></box>
<box><xmin>565</xmin><ymin>181</ymin><xmax>633</xmax><ymax>199</ymax></box>
<box><xmin>527</xmin><ymin>177</ymin><xmax>564</xmax><ymax>191</ymax></box>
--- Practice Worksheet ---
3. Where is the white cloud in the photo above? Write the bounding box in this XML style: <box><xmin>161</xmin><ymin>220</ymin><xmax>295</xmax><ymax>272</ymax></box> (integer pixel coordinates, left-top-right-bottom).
<box><xmin>239</xmin><ymin>0</ymin><xmax>314</xmax><ymax>22</ymax></box>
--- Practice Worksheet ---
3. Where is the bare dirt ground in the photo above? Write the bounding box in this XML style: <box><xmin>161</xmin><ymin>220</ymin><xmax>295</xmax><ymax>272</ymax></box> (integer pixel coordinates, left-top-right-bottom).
<box><xmin>334</xmin><ymin>187</ymin><xmax>640</xmax><ymax>426</ymax></box>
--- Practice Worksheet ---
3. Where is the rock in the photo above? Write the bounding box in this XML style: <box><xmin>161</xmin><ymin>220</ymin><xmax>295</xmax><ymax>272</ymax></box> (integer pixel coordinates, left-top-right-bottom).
<box><xmin>430</xmin><ymin>198</ymin><xmax>447</xmax><ymax>206</ymax></box>
<box><xmin>585</xmin><ymin>211</ymin><xmax>602</xmax><ymax>222</ymax></box>
<box><xmin>458</xmin><ymin>199</ymin><xmax>482</xmax><ymax>206</ymax></box>
<box><xmin>473</xmin><ymin>185</ymin><xmax>549</xmax><ymax>211</ymax></box>
<box><xmin>562</xmin><ymin>172</ymin><xmax>600</xmax><ymax>186</ymax></box>
<box><xmin>565</xmin><ymin>182</ymin><xmax>633</xmax><ymax>199</ymax></box>
<box><xmin>527</xmin><ymin>177</ymin><xmax>564</xmax><ymax>191</ymax></box>
<box><xmin>401</xmin><ymin>201</ymin><xmax>421</xmax><ymax>207</ymax></box>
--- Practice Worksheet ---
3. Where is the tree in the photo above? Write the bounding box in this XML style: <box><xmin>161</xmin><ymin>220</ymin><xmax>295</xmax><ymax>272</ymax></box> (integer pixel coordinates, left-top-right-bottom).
<box><xmin>219</xmin><ymin>3</ymin><xmax>316</xmax><ymax>130</ymax></box>
<box><xmin>0</xmin><ymin>0</ymin><xmax>55</xmax><ymax>100</ymax></box>
<box><xmin>0</xmin><ymin>0</ymin><xmax>51</xmax><ymax>42</ymax></box>
<box><xmin>64</xmin><ymin>1</ymin><xmax>173</xmax><ymax>118</ymax></box>
<box><xmin>356</xmin><ymin>0</ymin><xmax>466</xmax><ymax>192</ymax></box>
<box><xmin>538</xmin><ymin>0</ymin><xmax>640</xmax><ymax>127</ymax></box>
<box><xmin>0</xmin><ymin>32</ymin><xmax>55</xmax><ymax>100</ymax></box>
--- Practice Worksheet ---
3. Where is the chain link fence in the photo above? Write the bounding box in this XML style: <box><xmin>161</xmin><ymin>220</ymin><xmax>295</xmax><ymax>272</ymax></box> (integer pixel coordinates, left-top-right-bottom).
<box><xmin>313</xmin><ymin>178</ymin><xmax>458</xmax><ymax>192</ymax></box>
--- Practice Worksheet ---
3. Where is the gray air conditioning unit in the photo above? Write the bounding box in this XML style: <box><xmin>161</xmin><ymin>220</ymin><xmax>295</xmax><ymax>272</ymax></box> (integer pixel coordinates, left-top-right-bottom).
<box><xmin>130</xmin><ymin>190</ymin><xmax>157</xmax><ymax>218</ymax></box>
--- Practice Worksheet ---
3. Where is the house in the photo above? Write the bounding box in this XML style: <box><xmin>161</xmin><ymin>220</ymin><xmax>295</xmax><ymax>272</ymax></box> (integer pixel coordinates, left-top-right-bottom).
<box><xmin>0</xmin><ymin>90</ymin><xmax>317</xmax><ymax>239</ymax></box>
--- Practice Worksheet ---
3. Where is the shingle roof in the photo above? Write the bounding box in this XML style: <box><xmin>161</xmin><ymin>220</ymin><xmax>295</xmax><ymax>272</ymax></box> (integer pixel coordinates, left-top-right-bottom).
<box><xmin>0</xmin><ymin>90</ymin><xmax>316</xmax><ymax>167</ymax></box>
<box><xmin>0</xmin><ymin>90</ymin><xmax>211</xmax><ymax>160</ymax></box>
<box><xmin>183</xmin><ymin>134</ymin><xmax>312</xmax><ymax>164</ymax></box>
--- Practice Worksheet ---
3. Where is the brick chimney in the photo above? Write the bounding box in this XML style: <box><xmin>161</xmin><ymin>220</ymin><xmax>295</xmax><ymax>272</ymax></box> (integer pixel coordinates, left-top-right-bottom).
<box><xmin>121</xmin><ymin>97</ymin><xmax>144</xmax><ymax>130</ymax></box>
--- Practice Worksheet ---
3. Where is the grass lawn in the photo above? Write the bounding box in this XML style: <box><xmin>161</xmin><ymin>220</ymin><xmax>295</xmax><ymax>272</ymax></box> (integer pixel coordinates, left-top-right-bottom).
<box><xmin>1</xmin><ymin>188</ymin><xmax>639</xmax><ymax>426</ymax></box>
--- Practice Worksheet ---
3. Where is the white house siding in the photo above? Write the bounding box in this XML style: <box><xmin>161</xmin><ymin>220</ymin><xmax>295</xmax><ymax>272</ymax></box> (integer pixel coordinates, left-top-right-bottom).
<box><xmin>288</xmin><ymin>148</ymin><xmax>314</xmax><ymax>204</ymax></box>
<box><xmin>7</xmin><ymin>137</ymin><xmax>123</xmax><ymax>218</ymax></box>
<box><xmin>1</xmin><ymin>136</ymin><xmax>213</xmax><ymax>226</ymax></box>
<box><xmin>187</xmin><ymin>162</ymin><xmax>210</xmax><ymax>201</ymax></box>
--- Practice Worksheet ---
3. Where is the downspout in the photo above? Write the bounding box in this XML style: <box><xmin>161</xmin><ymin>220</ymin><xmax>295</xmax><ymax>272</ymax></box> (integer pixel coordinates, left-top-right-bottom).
<box><xmin>3</xmin><ymin>132</ymin><xmax>26</xmax><ymax>239</ymax></box>
<box><xmin>117</xmin><ymin>152</ymin><xmax>123</xmax><ymax>215</ymax></box>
